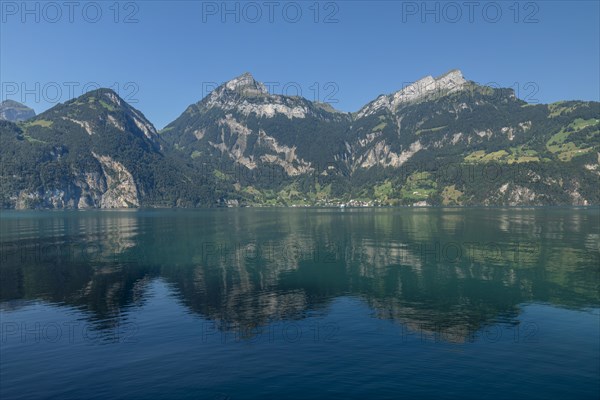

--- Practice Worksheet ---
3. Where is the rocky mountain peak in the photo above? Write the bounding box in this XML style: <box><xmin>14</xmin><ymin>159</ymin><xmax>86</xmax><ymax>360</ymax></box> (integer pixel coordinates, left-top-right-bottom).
<box><xmin>0</xmin><ymin>100</ymin><xmax>36</xmax><ymax>122</ymax></box>
<box><xmin>358</xmin><ymin>69</ymin><xmax>467</xmax><ymax>118</ymax></box>
<box><xmin>222</xmin><ymin>72</ymin><xmax>269</xmax><ymax>97</ymax></box>
<box><xmin>391</xmin><ymin>69</ymin><xmax>466</xmax><ymax>105</ymax></box>
<box><xmin>77</xmin><ymin>88</ymin><xmax>124</xmax><ymax>105</ymax></box>
<box><xmin>194</xmin><ymin>72</ymin><xmax>323</xmax><ymax>119</ymax></box>
<box><xmin>35</xmin><ymin>88</ymin><xmax>159</xmax><ymax>141</ymax></box>
<box><xmin>436</xmin><ymin>69</ymin><xmax>466</xmax><ymax>88</ymax></box>
<box><xmin>197</xmin><ymin>72</ymin><xmax>272</xmax><ymax>112</ymax></box>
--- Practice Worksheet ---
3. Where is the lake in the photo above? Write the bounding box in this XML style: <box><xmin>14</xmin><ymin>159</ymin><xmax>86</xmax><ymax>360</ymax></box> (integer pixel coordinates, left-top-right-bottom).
<box><xmin>1</xmin><ymin>208</ymin><xmax>598</xmax><ymax>399</ymax></box>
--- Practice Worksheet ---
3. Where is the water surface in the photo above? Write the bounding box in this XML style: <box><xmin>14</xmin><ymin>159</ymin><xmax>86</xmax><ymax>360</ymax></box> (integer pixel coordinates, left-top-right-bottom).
<box><xmin>1</xmin><ymin>208</ymin><xmax>599</xmax><ymax>399</ymax></box>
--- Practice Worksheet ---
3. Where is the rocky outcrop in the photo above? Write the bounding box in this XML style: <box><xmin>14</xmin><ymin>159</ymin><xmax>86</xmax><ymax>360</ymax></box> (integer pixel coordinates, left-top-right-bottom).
<box><xmin>507</xmin><ymin>185</ymin><xmax>538</xmax><ymax>206</ymax></box>
<box><xmin>257</xmin><ymin>130</ymin><xmax>314</xmax><ymax>176</ymax></box>
<box><xmin>13</xmin><ymin>158</ymin><xmax>139</xmax><ymax>209</ymax></box>
<box><xmin>92</xmin><ymin>152</ymin><xmax>140</xmax><ymax>208</ymax></box>
<box><xmin>354</xmin><ymin>140</ymin><xmax>422</xmax><ymax>169</ymax></box>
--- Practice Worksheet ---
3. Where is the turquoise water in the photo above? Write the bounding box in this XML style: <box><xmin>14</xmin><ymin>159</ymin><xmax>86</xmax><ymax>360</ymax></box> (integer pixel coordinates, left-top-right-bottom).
<box><xmin>1</xmin><ymin>208</ymin><xmax>599</xmax><ymax>399</ymax></box>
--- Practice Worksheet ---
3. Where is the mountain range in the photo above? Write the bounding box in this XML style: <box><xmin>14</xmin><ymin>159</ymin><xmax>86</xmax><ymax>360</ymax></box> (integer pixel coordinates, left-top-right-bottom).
<box><xmin>1</xmin><ymin>69</ymin><xmax>599</xmax><ymax>209</ymax></box>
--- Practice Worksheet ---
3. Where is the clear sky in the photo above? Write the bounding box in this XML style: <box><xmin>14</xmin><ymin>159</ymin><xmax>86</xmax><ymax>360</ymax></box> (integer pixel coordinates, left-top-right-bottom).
<box><xmin>1</xmin><ymin>0</ymin><xmax>599</xmax><ymax>128</ymax></box>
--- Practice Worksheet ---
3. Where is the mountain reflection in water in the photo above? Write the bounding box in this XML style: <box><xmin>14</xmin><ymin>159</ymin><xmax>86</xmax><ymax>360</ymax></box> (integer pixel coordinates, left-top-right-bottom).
<box><xmin>2</xmin><ymin>208</ymin><xmax>597</xmax><ymax>343</ymax></box>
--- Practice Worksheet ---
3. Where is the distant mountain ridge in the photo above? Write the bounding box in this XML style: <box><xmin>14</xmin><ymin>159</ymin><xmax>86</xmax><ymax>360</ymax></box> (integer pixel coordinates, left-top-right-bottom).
<box><xmin>356</xmin><ymin>69</ymin><xmax>468</xmax><ymax>118</ymax></box>
<box><xmin>1</xmin><ymin>69</ymin><xmax>599</xmax><ymax>208</ymax></box>
<box><xmin>0</xmin><ymin>100</ymin><xmax>36</xmax><ymax>122</ymax></box>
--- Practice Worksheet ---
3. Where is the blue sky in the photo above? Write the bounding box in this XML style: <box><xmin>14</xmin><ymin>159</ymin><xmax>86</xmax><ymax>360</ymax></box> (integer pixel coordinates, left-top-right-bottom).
<box><xmin>1</xmin><ymin>0</ymin><xmax>599</xmax><ymax>128</ymax></box>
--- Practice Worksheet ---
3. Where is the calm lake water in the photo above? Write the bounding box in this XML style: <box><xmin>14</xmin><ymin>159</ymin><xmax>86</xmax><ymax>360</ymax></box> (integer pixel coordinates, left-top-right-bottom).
<box><xmin>0</xmin><ymin>208</ymin><xmax>598</xmax><ymax>399</ymax></box>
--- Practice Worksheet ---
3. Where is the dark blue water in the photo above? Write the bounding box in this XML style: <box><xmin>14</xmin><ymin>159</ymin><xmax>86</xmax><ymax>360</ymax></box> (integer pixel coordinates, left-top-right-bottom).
<box><xmin>1</xmin><ymin>208</ymin><xmax>599</xmax><ymax>399</ymax></box>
